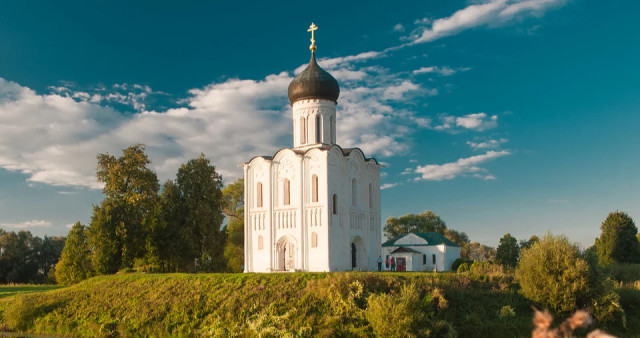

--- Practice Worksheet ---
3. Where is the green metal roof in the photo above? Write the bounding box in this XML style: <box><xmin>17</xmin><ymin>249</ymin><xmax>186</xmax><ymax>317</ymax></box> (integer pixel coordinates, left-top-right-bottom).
<box><xmin>381</xmin><ymin>232</ymin><xmax>461</xmax><ymax>248</ymax></box>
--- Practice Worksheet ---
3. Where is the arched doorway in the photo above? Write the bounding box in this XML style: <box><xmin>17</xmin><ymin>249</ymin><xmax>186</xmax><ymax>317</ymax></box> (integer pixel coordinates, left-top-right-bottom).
<box><xmin>350</xmin><ymin>236</ymin><xmax>365</xmax><ymax>270</ymax></box>
<box><xmin>276</xmin><ymin>236</ymin><xmax>296</xmax><ymax>271</ymax></box>
<box><xmin>351</xmin><ymin>243</ymin><xmax>357</xmax><ymax>269</ymax></box>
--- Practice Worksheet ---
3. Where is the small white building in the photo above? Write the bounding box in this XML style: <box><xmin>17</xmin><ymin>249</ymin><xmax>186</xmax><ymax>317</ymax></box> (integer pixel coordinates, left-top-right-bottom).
<box><xmin>382</xmin><ymin>232</ymin><xmax>461</xmax><ymax>272</ymax></box>
<box><xmin>242</xmin><ymin>25</ymin><xmax>382</xmax><ymax>272</ymax></box>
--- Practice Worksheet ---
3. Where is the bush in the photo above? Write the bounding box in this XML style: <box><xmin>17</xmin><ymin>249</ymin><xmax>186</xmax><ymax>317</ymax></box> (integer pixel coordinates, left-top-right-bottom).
<box><xmin>457</xmin><ymin>263</ymin><xmax>470</xmax><ymax>273</ymax></box>
<box><xmin>366</xmin><ymin>284</ymin><xmax>422</xmax><ymax>337</ymax></box>
<box><xmin>366</xmin><ymin>283</ymin><xmax>455</xmax><ymax>338</ymax></box>
<box><xmin>499</xmin><ymin>305</ymin><xmax>516</xmax><ymax>319</ymax></box>
<box><xmin>3</xmin><ymin>295</ymin><xmax>39</xmax><ymax>332</ymax></box>
<box><xmin>452</xmin><ymin>258</ymin><xmax>473</xmax><ymax>272</ymax></box>
<box><xmin>516</xmin><ymin>234</ymin><xmax>624</xmax><ymax>323</ymax></box>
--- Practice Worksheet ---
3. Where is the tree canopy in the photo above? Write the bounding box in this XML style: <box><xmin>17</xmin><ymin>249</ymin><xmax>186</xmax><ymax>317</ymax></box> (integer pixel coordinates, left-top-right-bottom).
<box><xmin>384</xmin><ymin>210</ymin><xmax>468</xmax><ymax>246</ymax></box>
<box><xmin>0</xmin><ymin>229</ymin><xmax>65</xmax><ymax>283</ymax></box>
<box><xmin>516</xmin><ymin>233</ymin><xmax>622</xmax><ymax>322</ymax></box>
<box><xmin>596</xmin><ymin>211</ymin><xmax>640</xmax><ymax>265</ymax></box>
<box><xmin>55</xmin><ymin>222</ymin><xmax>93</xmax><ymax>284</ymax></box>
<box><xmin>496</xmin><ymin>233</ymin><xmax>519</xmax><ymax>269</ymax></box>
<box><xmin>91</xmin><ymin>144</ymin><xmax>159</xmax><ymax>272</ymax></box>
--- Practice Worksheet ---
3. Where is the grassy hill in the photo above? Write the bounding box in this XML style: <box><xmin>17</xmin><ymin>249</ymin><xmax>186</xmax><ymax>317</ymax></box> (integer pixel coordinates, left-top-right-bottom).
<box><xmin>0</xmin><ymin>272</ymin><xmax>636</xmax><ymax>337</ymax></box>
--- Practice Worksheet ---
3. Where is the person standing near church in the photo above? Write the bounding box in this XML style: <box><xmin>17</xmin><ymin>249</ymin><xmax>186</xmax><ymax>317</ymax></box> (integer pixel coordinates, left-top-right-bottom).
<box><xmin>385</xmin><ymin>256</ymin><xmax>389</xmax><ymax>270</ymax></box>
<box><xmin>377</xmin><ymin>256</ymin><xmax>382</xmax><ymax>271</ymax></box>
<box><xmin>390</xmin><ymin>257</ymin><xmax>396</xmax><ymax>271</ymax></box>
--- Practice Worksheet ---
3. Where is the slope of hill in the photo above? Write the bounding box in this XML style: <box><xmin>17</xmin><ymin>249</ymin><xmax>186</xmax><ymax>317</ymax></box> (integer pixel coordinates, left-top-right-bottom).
<box><xmin>0</xmin><ymin>272</ymin><xmax>634</xmax><ymax>337</ymax></box>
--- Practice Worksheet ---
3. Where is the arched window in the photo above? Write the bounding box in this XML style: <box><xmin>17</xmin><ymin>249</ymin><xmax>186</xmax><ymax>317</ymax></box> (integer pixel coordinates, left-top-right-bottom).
<box><xmin>351</xmin><ymin>179</ymin><xmax>357</xmax><ymax>206</ymax></box>
<box><xmin>315</xmin><ymin>115</ymin><xmax>321</xmax><ymax>143</ymax></box>
<box><xmin>258</xmin><ymin>235</ymin><xmax>263</xmax><ymax>250</ymax></box>
<box><xmin>312</xmin><ymin>174</ymin><xmax>318</xmax><ymax>203</ymax></box>
<box><xmin>300</xmin><ymin>117</ymin><xmax>306</xmax><ymax>144</ymax></box>
<box><xmin>330</xmin><ymin>116</ymin><xmax>335</xmax><ymax>143</ymax></box>
<box><xmin>284</xmin><ymin>178</ymin><xmax>290</xmax><ymax>205</ymax></box>
<box><xmin>368</xmin><ymin>183</ymin><xmax>373</xmax><ymax>208</ymax></box>
<box><xmin>311</xmin><ymin>232</ymin><xmax>318</xmax><ymax>248</ymax></box>
<box><xmin>257</xmin><ymin>182</ymin><xmax>263</xmax><ymax>208</ymax></box>
<box><xmin>332</xmin><ymin>194</ymin><xmax>338</xmax><ymax>215</ymax></box>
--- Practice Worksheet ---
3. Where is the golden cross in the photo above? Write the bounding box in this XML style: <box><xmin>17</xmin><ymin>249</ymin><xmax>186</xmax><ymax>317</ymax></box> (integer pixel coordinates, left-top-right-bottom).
<box><xmin>308</xmin><ymin>22</ymin><xmax>318</xmax><ymax>52</ymax></box>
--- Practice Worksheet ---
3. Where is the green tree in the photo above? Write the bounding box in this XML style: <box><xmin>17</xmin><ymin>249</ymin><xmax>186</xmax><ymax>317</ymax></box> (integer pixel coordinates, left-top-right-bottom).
<box><xmin>158</xmin><ymin>154</ymin><xmax>225</xmax><ymax>272</ymax></box>
<box><xmin>516</xmin><ymin>234</ymin><xmax>623</xmax><ymax>322</ymax></box>
<box><xmin>90</xmin><ymin>144</ymin><xmax>159</xmax><ymax>273</ymax></box>
<box><xmin>0</xmin><ymin>230</ymin><xmax>40</xmax><ymax>283</ymax></box>
<box><xmin>55</xmin><ymin>222</ymin><xmax>93</xmax><ymax>284</ymax></box>
<box><xmin>36</xmin><ymin>235</ymin><xmax>66</xmax><ymax>282</ymax></box>
<box><xmin>223</xmin><ymin>178</ymin><xmax>244</xmax><ymax>272</ymax></box>
<box><xmin>145</xmin><ymin>180</ymin><xmax>182</xmax><ymax>272</ymax></box>
<box><xmin>460</xmin><ymin>241</ymin><xmax>496</xmax><ymax>262</ymax></box>
<box><xmin>596</xmin><ymin>211</ymin><xmax>640</xmax><ymax>265</ymax></box>
<box><xmin>519</xmin><ymin>235</ymin><xmax>540</xmax><ymax>250</ymax></box>
<box><xmin>384</xmin><ymin>210</ymin><xmax>447</xmax><ymax>239</ymax></box>
<box><xmin>496</xmin><ymin>233</ymin><xmax>519</xmax><ymax>268</ymax></box>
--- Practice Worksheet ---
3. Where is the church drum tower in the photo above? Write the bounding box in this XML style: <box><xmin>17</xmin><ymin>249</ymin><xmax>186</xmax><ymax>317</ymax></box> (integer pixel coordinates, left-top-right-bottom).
<box><xmin>243</xmin><ymin>24</ymin><xmax>382</xmax><ymax>272</ymax></box>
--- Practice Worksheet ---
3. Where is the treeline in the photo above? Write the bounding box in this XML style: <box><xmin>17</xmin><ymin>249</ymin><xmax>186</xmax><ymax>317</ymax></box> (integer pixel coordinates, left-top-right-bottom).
<box><xmin>55</xmin><ymin>145</ymin><xmax>244</xmax><ymax>284</ymax></box>
<box><xmin>0</xmin><ymin>229</ymin><xmax>65</xmax><ymax>283</ymax></box>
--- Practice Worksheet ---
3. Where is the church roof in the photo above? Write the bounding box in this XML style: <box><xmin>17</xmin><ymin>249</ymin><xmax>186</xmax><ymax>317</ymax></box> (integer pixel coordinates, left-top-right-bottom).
<box><xmin>287</xmin><ymin>52</ymin><xmax>340</xmax><ymax>105</ymax></box>
<box><xmin>382</xmin><ymin>232</ymin><xmax>461</xmax><ymax>248</ymax></box>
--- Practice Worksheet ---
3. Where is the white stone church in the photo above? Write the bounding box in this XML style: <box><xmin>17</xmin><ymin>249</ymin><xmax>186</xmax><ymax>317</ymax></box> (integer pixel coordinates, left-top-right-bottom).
<box><xmin>243</xmin><ymin>26</ymin><xmax>382</xmax><ymax>272</ymax></box>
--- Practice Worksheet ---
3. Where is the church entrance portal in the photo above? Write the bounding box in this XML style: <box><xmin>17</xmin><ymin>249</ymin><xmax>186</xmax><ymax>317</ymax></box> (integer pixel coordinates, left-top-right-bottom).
<box><xmin>276</xmin><ymin>237</ymin><xmax>296</xmax><ymax>271</ymax></box>
<box><xmin>351</xmin><ymin>243</ymin><xmax>357</xmax><ymax>269</ymax></box>
<box><xmin>350</xmin><ymin>236</ymin><xmax>365</xmax><ymax>270</ymax></box>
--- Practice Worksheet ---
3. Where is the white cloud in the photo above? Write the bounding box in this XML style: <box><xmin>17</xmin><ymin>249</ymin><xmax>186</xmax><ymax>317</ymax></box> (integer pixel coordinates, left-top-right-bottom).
<box><xmin>414</xmin><ymin>150</ymin><xmax>510</xmax><ymax>181</ymax></box>
<box><xmin>467</xmin><ymin>138</ymin><xmax>508</xmax><ymax>150</ymax></box>
<box><xmin>393</xmin><ymin>23</ymin><xmax>405</xmax><ymax>32</ymax></box>
<box><xmin>0</xmin><ymin>220</ymin><xmax>52</xmax><ymax>229</ymax></box>
<box><xmin>0</xmin><ymin>47</ymin><xmax>429</xmax><ymax>188</ymax></box>
<box><xmin>380</xmin><ymin>183</ymin><xmax>399</xmax><ymax>190</ymax></box>
<box><xmin>455</xmin><ymin>113</ymin><xmax>498</xmax><ymax>131</ymax></box>
<box><xmin>430</xmin><ymin>113</ymin><xmax>498</xmax><ymax>132</ymax></box>
<box><xmin>408</xmin><ymin>0</ymin><xmax>566</xmax><ymax>45</ymax></box>
<box><xmin>413</xmin><ymin>66</ymin><xmax>460</xmax><ymax>76</ymax></box>
<box><xmin>58</xmin><ymin>191</ymin><xmax>78</xmax><ymax>195</ymax></box>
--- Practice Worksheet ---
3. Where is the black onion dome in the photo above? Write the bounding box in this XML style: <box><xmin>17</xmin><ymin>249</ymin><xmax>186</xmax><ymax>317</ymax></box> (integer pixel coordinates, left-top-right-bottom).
<box><xmin>288</xmin><ymin>53</ymin><xmax>340</xmax><ymax>105</ymax></box>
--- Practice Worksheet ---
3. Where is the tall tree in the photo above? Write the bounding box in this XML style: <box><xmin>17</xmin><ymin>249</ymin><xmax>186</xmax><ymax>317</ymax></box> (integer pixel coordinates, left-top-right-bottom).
<box><xmin>384</xmin><ymin>210</ymin><xmax>447</xmax><ymax>239</ymax></box>
<box><xmin>496</xmin><ymin>233</ymin><xmax>519</xmax><ymax>269</ymax></box>
<box><xmin>150</xmin><ymin>180</ymin><xmax>184</xmax><ymax>272</ymax></box>
<box><xmin>173</xmin><ymin>154</ymin><xmax>225</xmax><ymax>272</ymax></box>
<box><xmin>36</xmin><ymin>235</ymin><xmax>66</xmax><ymax>281</ymax></box>
<box><xmin>91</xmin><ymin>144</ymin><xmax>159</xmax><ymax>272</ymax></box>
<box><xmin>223</xmin><ymin>178</ymin><xmax>244</xmax><ymax>272</ymax></box>
<box><xmin>0</xmin><ymin>231</ymin><xmax>33</xmax><ymax>283</ymax></box>
<box><xmin>596</xmin><ymin>211</ymin><xmax>640</xmax><ymax>265</ymax></box>
<box><xmin>55</xmin><ymin>222</ymin><xmax>93</xmax><ymax>284</ymax></box>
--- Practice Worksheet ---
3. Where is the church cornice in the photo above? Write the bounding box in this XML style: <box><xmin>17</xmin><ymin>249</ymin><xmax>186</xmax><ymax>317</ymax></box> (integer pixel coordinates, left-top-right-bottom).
<box><xmin>244</xmin><ymin>144</ymin><xmax>381</xmax><ymax>167</ymax></box>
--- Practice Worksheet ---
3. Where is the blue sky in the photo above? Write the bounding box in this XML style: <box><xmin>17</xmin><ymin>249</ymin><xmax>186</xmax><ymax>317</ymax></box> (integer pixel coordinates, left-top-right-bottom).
<box><xmin>0</xmin><ymin>0</ymin><xmax>638</xmax><ymax>248</ymax></box>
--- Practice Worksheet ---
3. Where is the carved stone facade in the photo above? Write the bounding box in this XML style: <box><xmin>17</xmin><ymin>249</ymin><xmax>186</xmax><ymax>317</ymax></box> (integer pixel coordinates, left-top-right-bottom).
<box><xmin>243</xmin><ymin>42</ymin><xmax>382</xmax><ymax>272</ymax></box>
<box><xmin>243</xmin><ymin>97</ymin><xmax>382</xmax><ymax>272</ymax></box>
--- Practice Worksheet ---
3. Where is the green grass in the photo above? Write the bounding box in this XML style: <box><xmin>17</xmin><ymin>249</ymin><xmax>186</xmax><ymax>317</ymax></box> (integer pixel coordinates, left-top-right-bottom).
<box><xmin>0</xmin><ymin>285</ymin><xmax>66</xmax><ymax>299</ymax></box>
<box><xmin>0</xmin><ymin>272</ymin><xmax>634</xmax><ymax>337</ymax></box>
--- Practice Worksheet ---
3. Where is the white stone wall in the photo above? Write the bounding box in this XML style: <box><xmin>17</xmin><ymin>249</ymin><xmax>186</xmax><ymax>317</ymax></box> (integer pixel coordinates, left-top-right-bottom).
<box><xmin>244</xmin><ymin>144</ymin><xmax>381</xmax><ymax>272</ymax></box>
<box><xmin>383</xmin><ymin>244</ymin><xmax>461</xmax><ymax>272</ymax></box>
<box><xmin>292</xmin><ymin>99</ymin><xmax>336</xmax><ymax>148</ymax></box>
